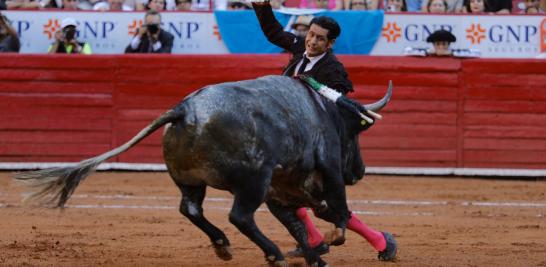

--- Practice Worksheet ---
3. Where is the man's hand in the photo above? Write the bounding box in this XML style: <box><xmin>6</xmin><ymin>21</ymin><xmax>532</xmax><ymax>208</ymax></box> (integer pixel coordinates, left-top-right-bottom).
<box><xmin>138</xmin><ymin>25</ymin><xmax>147</xmax><ymax>38</ymax></box>
<box><xmin>250</xmin><ymin>0</ymin><xmax>269</xmax><ymax>5</ymax></box>
<box><xmin>150</xmin><ymin>31</ymin><xmax>159</xmax><ymax>42</ymax></box>
<box><xmin>54</xmin><ymin>30</ymin><xmax>63</xmax><ymax>43</ymax></box>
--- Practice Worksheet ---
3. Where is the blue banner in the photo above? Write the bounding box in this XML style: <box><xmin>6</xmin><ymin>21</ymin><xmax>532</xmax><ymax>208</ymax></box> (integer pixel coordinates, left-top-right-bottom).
<box><xmin>214</xmin><ymin>10</ymin><xmax>384</xmax><ymax>55</ymax></box>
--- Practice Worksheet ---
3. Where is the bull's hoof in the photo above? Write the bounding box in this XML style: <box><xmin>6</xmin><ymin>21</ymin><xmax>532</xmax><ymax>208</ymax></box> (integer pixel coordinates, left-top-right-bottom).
<box><xmin>268</xmin><ymin>260</ymin><xmax>288</xmax><ymax>267</ymax></box>
<box><xmin>266</xmin><ymin>255</ymin><xmax>288</xmax><ymax>267</ymax></box>
<box><xmin>213</xmin><ymin>240</ymin><xmax>233</xmax><ymax>261</ymax></box>
<box><xmin>285</xmin><ymin>242</ymin><xmax>329</xmax><ymax>258</ymax></box>
<box><xmin>309</xmin><ymin>258</ymin><xmax>329</xmax><ymax>267</ymax></box>
<box><xmin>378</xmin><ymin>232</ymin><xmax>397</xmax><ymax>261</ymax></box>
<box><xmin>323</xmin><ymin>228</ymin><xmax>345</xmax><ymax>246</ymax></box>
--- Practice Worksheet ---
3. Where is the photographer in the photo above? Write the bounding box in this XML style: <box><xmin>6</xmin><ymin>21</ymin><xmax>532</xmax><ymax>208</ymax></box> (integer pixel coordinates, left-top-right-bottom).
<box><xmin>48</xmin><ymin>17</ymin><xmax>92</xmax><ymax>54</ymax></box>
<box><xmin>0</xmin><ymin>13</ymin><xmax>20</xmax><ymax>53</ymax></box>
<box><xmin>125</xmin><ymin>10</ymin><xmax>173</xmax><ymax>54</ymax></box>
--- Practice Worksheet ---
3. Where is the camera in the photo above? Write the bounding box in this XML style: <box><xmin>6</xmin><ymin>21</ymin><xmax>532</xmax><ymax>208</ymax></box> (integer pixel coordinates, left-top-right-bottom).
<box><xmin>146</xmin><ymin>24</ymin><xmax>160</xmax><ymax>34</ymax></box>
<box><xmin>62</xmin><ymin>27</ymin><xmax>76</xmax><ymax>41</ymax></box>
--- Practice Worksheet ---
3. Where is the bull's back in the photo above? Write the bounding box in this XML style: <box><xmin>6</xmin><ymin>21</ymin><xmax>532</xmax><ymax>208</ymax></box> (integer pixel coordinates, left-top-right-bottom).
<box><xmin>163</xmin><ymin>75</ymin><xmax>326</xmax><ymax>189</ymax></box>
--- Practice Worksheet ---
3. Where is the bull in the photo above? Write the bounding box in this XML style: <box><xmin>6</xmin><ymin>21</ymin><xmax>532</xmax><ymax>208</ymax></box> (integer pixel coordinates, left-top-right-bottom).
<box><xmin>14</xmin><ymin>75</ymin><xmax>392</xmax><ymax>267</ymax></box>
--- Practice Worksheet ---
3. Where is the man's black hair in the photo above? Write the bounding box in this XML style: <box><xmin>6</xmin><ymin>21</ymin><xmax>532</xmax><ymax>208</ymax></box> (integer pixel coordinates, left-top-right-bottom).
<box><xmin>309</xmin><ymin>16</ymin><xmax>341</xmax><ymax>40</ymax></box>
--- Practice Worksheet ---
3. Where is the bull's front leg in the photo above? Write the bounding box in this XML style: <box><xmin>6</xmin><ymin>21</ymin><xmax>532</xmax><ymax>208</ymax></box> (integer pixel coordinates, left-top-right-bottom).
<box><xmin>315</xmin><ymin>166</ymin><xmax>351</xmax><ymax>246</ymax></box>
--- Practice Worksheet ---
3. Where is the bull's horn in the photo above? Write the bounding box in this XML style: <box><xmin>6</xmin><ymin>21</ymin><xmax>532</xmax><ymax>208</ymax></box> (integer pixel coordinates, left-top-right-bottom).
<box><xmin>363</xmin><ymin>80</ymin><xmax>393</xmax><ymax>112</ymax></box>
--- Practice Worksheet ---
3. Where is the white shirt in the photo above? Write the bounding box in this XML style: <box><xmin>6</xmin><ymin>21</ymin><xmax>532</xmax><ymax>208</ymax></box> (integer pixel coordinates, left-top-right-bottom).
<box><xmin>292</xmin><ymin>51</ymin><xmax>327</xmax><ymax>76</ymax></box>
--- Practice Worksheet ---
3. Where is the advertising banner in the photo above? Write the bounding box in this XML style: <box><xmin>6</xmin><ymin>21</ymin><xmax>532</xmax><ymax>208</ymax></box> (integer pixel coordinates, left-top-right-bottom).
<box><xmin>3</xmin><ymin>11</ymin><xmax>229</xmax><ymax>54</ymax></box>
<box><xmin>371</xmin><ymin>14</ymin><xmax>546</xmax><ymax>58</ymax></box>
<box><xmin>3</xmin><ymin>11</ymin><xmax>545</xmax><ymax>58</ymax></box>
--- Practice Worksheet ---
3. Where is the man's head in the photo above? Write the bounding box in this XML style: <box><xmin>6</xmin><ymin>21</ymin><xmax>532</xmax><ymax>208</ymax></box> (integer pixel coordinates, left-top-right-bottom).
<box><xmin>61</xmin><ymin>17</ymin><xmax>78</xmax><ymax>41</ymax></box>
<box><xmin>426</xmin><ymin>29</ymin><xmax>456</xmax><ymax>56</ymax></box>
<box><xmin>175</xmin><ymin>0</ymin><xmax>191</xmax><ymax>10</ymax></box>
<box><xmin>291</xmin><ymin>15</ymin><xmax>313</xmax><ymax>38</ymax></box>
<box><xmin>305</xmin><ymin>16</ymin><xmax>340</xmax><ymax>57</ymax></box>
<box><xmin>147</xmin><ymin>0</ymin><xmax>165</xmax><ymax>11</ymax></box>
<box><xmin>144</xmin><ymin>10</ymin><xmax>161</xmax><ymax>35</ymax></box>
<box><xmin>350</xmin><ymin>0</ymin><xmax>367</xmax><ymax>9</ymax></box>
<box><xmin>62</xmin><ymin>0</ymin><xmax>79</xmax><ymax>10</ymax></box>
<box><xmin>108</xmin><ymin>0</ymin><xmax>124</xmax><ymax>10</ymax></box>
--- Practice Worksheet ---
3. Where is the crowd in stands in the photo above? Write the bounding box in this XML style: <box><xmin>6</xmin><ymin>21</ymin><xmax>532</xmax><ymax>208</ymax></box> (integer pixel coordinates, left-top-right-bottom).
<box><xmin>0</xmin><ymin>0</ymin><xmax>543</xmax><ymax>54</ymax></box>
<box><xmin>0</xmin><ymin>0</ymin><xmax>544</xmax><ymax>13</ymax></box>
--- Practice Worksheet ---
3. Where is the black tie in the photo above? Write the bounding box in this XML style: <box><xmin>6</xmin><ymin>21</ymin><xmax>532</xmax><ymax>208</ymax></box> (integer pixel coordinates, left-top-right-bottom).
<box><xmin>296</xmin><ymin>56</ymin><xmax>310</xmax><ymax>75</ymax></box>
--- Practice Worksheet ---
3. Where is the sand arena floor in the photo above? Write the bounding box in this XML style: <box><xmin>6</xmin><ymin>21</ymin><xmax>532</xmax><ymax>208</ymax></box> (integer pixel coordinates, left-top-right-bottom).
<box><xmin>1</xmin><ymin>171</ymin><xmax>545</xmax><ymax>267</ymax></box>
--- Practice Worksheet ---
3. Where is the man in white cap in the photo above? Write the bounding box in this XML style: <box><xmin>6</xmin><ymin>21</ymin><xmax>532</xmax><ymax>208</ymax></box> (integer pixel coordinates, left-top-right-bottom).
<box><xmin>48</xmin><ymin>17</ymin><xmax>92</xmax><ymax>54</ymax></box>
<box><xmin>291</xmin><ymin>15</ymin><xmax>313</xmax><ymax>38</ymax></box>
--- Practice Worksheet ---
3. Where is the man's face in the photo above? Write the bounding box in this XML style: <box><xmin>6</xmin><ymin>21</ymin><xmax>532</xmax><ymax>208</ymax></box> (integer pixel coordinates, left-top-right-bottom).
<box><xmin>108</xmin><ymin>0</ymin><xmax>123</xmax><ymax>10</ymax></box>
<box><xmin>145</xmin><ymin>14</ymin><xmax>161</xmax><ymax>26</ymax></box>
<box><xmin>63</xmin><ymin>0</ymin><xmax>79</xmax><ymax>10</ymax></box>
<box><xmin>433</xmin><ymin>41</ymin><xmax>451</xmax><ymax>56</ymax></box>
<box><xmin>305</xmin><ymin>24</ymin><xmax>334</xmax><ymax>57</ymax></box>
<box><xmin>148</xmin><ymin>0</ymin><xmax>165</xmax><ymax>10</ymax></box>
<box><xmin>294</xmin><ymin>24</ymin><xmax>309</xmax><ymax>38</ymax></box>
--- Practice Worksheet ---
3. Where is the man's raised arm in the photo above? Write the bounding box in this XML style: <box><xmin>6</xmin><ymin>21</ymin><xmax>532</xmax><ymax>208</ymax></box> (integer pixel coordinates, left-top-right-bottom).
<box><xmin>252</xmin><ymin>0</ymin><xmax>298</xmax><ymax>51</ymax></box>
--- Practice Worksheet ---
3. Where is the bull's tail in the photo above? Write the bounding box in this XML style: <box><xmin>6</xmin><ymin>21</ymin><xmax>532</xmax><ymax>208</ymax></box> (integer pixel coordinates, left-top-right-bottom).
<box><xmin>13</xmin><ymin>109</ymin><xmax>179</xmax><ymax>208</ymax></box>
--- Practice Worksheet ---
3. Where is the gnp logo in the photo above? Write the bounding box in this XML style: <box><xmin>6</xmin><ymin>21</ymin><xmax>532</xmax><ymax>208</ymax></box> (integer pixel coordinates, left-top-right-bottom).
<box><xmin>382</xmin><ymin>22</ymin><xmax>454</xmax><ymax>43</ymax></box>
<box><xmin>382</xmin><ymin>22</ymin><xmax>401</xmax><ymax>43</ymax></box>
<box><xmin>43</xmin><ymin>19</ymin><xmax>115</xmax><ymax>39</ymax></box>
<box><xmin>128</xmin><ymin>20</ymin><xmax>143</xmax><ymax>36</ymax></box>
<box><xmin>465</xmin><ymin>23</ymin><xmax>538</xmax><ymax>44</ymax></box>
<box><xmin>465</xmin><ymin>24</ymin><xmax>486</xmax><ymax>44</ymax></box>
<box><xmin>43</xmin><ymin>19</ymin><xmax>61</xmax><ymax>39</ymax></box>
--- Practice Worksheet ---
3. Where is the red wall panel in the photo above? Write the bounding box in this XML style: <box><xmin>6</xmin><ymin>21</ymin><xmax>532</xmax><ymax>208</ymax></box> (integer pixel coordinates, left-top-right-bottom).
<box><xmin>0</xmin><ymin>54</ymin><xmax>544</xmax><ymax>170</ymax></box>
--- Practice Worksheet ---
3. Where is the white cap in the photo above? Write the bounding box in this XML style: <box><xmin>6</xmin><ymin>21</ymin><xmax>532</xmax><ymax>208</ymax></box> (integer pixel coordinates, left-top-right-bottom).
<box><xmin>61</xmin><ymin>17</ymin><xmax>77</xmax><ymax>29</ymax></box>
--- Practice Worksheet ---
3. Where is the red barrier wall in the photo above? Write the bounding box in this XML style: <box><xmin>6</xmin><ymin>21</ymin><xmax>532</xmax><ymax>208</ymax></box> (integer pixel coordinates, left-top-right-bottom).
<box><xmin>1</xmin><ymin>54</ymin><xmax>545</xmax><ymax>169</ymax></box>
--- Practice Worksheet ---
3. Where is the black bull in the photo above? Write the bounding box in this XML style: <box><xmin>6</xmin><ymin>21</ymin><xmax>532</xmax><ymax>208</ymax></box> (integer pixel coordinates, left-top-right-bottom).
<box><xmin>14</xmin><ymin>75</ymin><xmax>392</xmax><ymax>267</ymax></box>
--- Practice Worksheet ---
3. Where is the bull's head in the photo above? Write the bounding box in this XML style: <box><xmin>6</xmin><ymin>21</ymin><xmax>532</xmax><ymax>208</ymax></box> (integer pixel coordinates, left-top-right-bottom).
<box><xmin>341</xmin><ymin>81</ymin><xmax>392</xmax><ymax>185</ymax></box>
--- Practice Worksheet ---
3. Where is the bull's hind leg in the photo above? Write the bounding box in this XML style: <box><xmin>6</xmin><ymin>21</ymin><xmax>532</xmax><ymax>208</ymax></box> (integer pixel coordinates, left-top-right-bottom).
<box><xmin>266</xmin><ymin>200</ymin><xmax>328</xmax><ymax>267</ymax></box>
<box><xmin>178</xmin><ymin>185</ymin><xmax>233</xmax><ymax>260</ymax></box>
<box><xmin>228</xmin><ymin>168</ymin><xmax>286</xmax><ymax>267</ymax></box>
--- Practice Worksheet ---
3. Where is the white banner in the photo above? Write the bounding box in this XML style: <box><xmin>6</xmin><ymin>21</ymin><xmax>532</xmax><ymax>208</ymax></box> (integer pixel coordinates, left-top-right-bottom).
<box><xmin>371</xmin><ymin>14</ymin><xmax>546</xmax><ymax>58</ymax></box>
<box><xmin>3</xmin><ymin>11</ymin><xmax>545</xmax><ymax>58</ymax></box>
<box><xmin>3</xmin><ymin>10</ymin><xmax>229</xmax><ymax>54</ymax></box>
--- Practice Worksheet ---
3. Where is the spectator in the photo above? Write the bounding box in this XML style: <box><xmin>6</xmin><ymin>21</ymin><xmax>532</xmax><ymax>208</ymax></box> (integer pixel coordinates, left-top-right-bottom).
<box><xmin>425</xmin><ymin>0</ymin><xmax>448</xmax><ymax>11</ymax></box>
<box><xmin>94</xmin><ymin>0</ymin><xmax>133</xmax><ymax>10</ymax></box>
<box><xmin>227</xmin><ymin>0</ymin><xmax>251</xmax><ymax>9</ymax></box>
<box><xmin>484</xmin><ymin>0</ymin><xmax>511</xmax><ymax>13</ymax></box>
<box><xmin>62</xmin><ymin>0</ymin><xmax>83</xmax><ymax>9</ymax></box>
<box><xmin>6</xmin><ymin>0</ymin><xmax>41</xmax><ymax>9</ymax></box>
<box><xmin>522</xmin><ymin>0</ymin><xmax>544</xmax><ymax>12</ymax></box>
<box><xmin>299</xmin><ymin>0</ymin><xmax>342</xmax><ymax>10</ymax></box>
<box><xmin>423</xmin><ymin>0</ymin><xmax>463</xmax><ymax>11</ymax></box>
<box><xmin>146</xmin><ymin>0</ymin><xmax>166</xmax><ymax>10</ymax></box>
<box><xmin>346</xmin><ymin>0</ymin><xmax>368</xmax><ymax>9</ymax></box>
<box><xmin>426</xmin><ymin>29</ymin><xmax>455</xmax><ymax>56</ymax></box>
<box><xmin>384</xmin><ymin>0</ymin><xmax>407</xmax><ymax>11</ymax></box>
<box><xmin>463</xmin><ymin>0</ymin><xmax>485</xmax><ymax>12</ymax></box>
<box><xmin>0</xmin><ymin>13</ymin><xmax>19</xmax><ymax>52</ymax></box>
<box><xmin>48</xmin><ymin>17</ymin><xmax>92</xmax><ymax>54</ymax></box>
<box><xmin>125</xmin><ymin>10</ymin><xmax>173</xmax><ymax>53</ymax></box>
<box><xmin>291</xmin><ymin>15</ymin><xmax>313</xmax><ymax>38</ymax></box>
<box><xmin>174</xmin><ymin>0</ymin><xmax>191</xmax><ymax>9</ymax></box>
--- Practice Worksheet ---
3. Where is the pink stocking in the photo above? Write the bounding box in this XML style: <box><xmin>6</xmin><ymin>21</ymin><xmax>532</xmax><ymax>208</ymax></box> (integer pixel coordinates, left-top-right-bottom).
<box><xmin>295</xmin><ymin>207</ymin><xmax>324</xmax><ymax>247</ymax></box>
<box><xmin>347</xmin><ymin>212</ymin><xmax>386</xmax><ymax>251</ymax></box>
